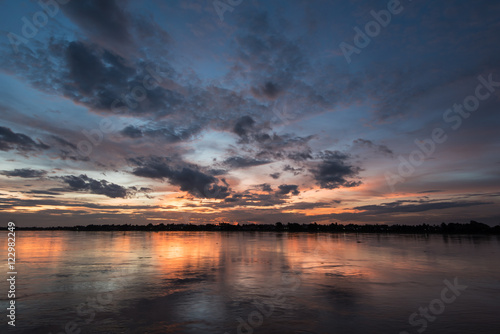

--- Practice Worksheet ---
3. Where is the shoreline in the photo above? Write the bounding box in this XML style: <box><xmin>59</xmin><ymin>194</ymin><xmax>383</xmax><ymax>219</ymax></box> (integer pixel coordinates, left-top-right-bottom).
<box><xmin>2</xmin><ymin>221</ymin><xmax>499</xmax><ymax>234</ymax></box>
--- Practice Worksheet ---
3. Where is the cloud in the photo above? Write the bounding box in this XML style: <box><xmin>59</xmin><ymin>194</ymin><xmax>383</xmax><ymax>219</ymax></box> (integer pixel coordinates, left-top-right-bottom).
<box><xmin>62</xmin><ymin>0</ymin><xmax>133</xmax><ymax>48</ymax></box>
<box><xmin>1</xmin><ymin>9</ymin><xmax>318</xmax><ymax>157</ymax></box>
<box><xmin>0</xmin><ymin>126</ymin><xmax>50</xmax><ymax>152</ymax></box>
<box><xmin>1</xmin><ymin>169</ymin><xmax>47</xmax><ymax>178</ymax></box>
<box><xmin>223</xmin><ymin>156</ymin><xmax>271</xmax><ymax>168</ymax></box>
<box><xmin>66</xmin><ymin>41</ymin><xmax>114</xmax><ymax>94</ymax></box>
<box><xmin>285</xmin><ymin>200</ymin><xmax>340</xmax><ymax>211</ymax></box>
<box><xmin>276</xmin><ymin>184</ymin><xmax>300</xmax><ymax>196</ymax></box>
<box><xmin>354</xmin><ymin>199</ymin><xmax>492</xmax><ymax>214</ymax></box>
<box><xmin>130</xmin><ymin>156</ymin><xmax>230</xmax><ymax>198</ymax></box>
<box><xmin>311</xmin><ymin>151</ymin><xmax>361</xmax><ymax>189</ymax></box>
<box><xmin>233</xmin><ymin>11</ymin><xmax>309</xmax><ymax>92</ymax></box>
<box><xmin>230</xmin><ymin>115</ymin><xmax>314</xmax><ymax>163</ymax></box>
<box><xmin>0</xmin><ymin>196</ymin><xmax>159</xmax><ymax>210</ymax></box>
<box><xmin>46</xmin><ymin>135</ymin><xmax>92</xmax><ymax>161</ymax></box>
<box><xmin>2</xmin><ymin>38</ymin><xmax>178</xmax><ymax>117</ymax></box>
<box><xmin>353</xmin><ymin>138</ymin><xmax>393</xmax><ymax>156</ymax></box>
<box><xmin>120</xmin><ymin>123</ymin><xmax>204</xmax><ymax>143</ymax></box>
<box><xmin>283</xmin><ymin>165</ymin><xmax>304</xmax><ymax>175</ymax></box>
<box><xmin>120</xmin><ymin>125</ymin><xmax>143</xmax><ymax>138</ymax></box>
<box><xmin>270</xmin><ymin>172</ymin><xmax>281</xmax><ymax>179</ymax></box>
<box><xmin>145</xmin><ymin>125</ymin><xmax>202</xmax><ymax>142</ymax></box>
<box><xmin>417</xmin><ymin>190</ymin><xmax>442</xmax><ymax>194</ymax></box>
<box><xmin>59</xmin><ymin>174</ymin><xmax>138</xmax><ymax>198</ymax></box>
<box><xmin>251</xmin><ymin>81</ymin><xmax>283</xmax><ymax>100</ymax></box>
<box><xmin>220</xmin><ymin>192</ymin><xmax>287</xmax><ymax>207</ymax></box>
<box><xmin>258</xmin><ymin>183</ymin><xmax>273</xmax><ymax>192</ymax></box>
<box><xmin>254</xmin><ymin>133</ymin><xmax>314</xmax><ymax>162</ymax></box>
<box><xmin>233</xmin><ymin>115</ymin><xmax>255</xmax><ymax>140</ymax></box>
<box><xmin>50</xmin><ymin>135</ymin><xmax>78</xmax><ymax>150</ymax></box>
<box><xmin>61</xmin><ymin>0</ymin><xmax>171</xmax><ymax>57</ymax></box>
<box><xmin>204</xmin><ymin>184</ymin><xmax>300</xmax><ymax>208</ymax></box>
<box><xmin>25</xmin><ymin>190</ymin><xmax>62</xmax><ymax>196</ymax></box>
<box><xmin>60</xmin><ymin>40</ymin><xmax>175</xmax><ymax>114</ymax></box>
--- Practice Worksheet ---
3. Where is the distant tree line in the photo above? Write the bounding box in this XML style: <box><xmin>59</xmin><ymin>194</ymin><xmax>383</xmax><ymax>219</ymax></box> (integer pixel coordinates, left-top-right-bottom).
<box><xmin>2</xmin><ymin>220</ymin><xmax>500</xmax><ymax>234</ymax></box>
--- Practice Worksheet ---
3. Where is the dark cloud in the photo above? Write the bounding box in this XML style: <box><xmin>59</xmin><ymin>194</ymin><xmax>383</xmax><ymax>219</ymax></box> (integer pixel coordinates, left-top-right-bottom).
<box><xmin>283</xmin><ymin>165</ymin><xmax>304</xmax><ymax>175</ymax></box>
<box><xmin>224</xmin><ymin>197</ymin><xmax>240</xmax><ymax>203</ymax></box>
<box><xmin>50</xmin><ymin>135</ymin><xmax>77</xmax><ymax>150</ymax></box>
<box><xmin>285</xmin><ymin>200</ymin><xmax>340</xmax><ymax>211</ymax></box>
<box><xmin>233</xmin><ymin>11</ymin><xmax>309</xmax><ymax>94</ymax></box>
<box><xmin>233</xmin><ymin>116</ymin><xmax>255</xmax><ymax>139</ymax></box>
<box><xmin>223</xmin><ymin>156</ymin><xmax>271</xmax><ymax>168</ymax></box>
<box><xmin>1</xmin><ymin>169</ymin><xmax>47</xmax><ymax>178</ymax></box>
<box><xmin>66</xmin><ymin>41</ymin><xmax>109</xmax><ymax>94</ymax></box>
<box><xmin>417</xmin><ymin>190</ymin><xmax>443</xmax><ymax>194</ymax></box>
<box><xmin>61</xmin><ymin>40</ymin><xmax>167</xmax><ymax>114</ymax></box>
<box><xmin>120</xmin><ymin>124</ymin><xmax>203</xmax><ymax>143</ymax></box>
<box><xmin>46</xmin><ymin>135</ymin><xmax>91</xmax><ymax>162</ymax></box>
<box><xmin>120</xmin><ymin>125</ymin><xmax>143</xmax><ymax>138</ymax></box>
<box><xmin>354</xmin><ymin>200</ymin><xmax>492</xmax><ymax>215</ymax></box>
<box><xmin>251</xmin><ymin>81</ymin><xmax>283</xmax><ymax>100</ymax></box>
<box><xmin>2</xmin><ymin>38</ymin><xmax>178</xmax><ymax>117</ymax></box>
<box><xmin>59</xmin><ymin>174</ymin><xmax>137</xmax><ymax>198</ymax></box>
<box><xmin>270</xmin><ymin>172</ymin><xmax>281</xmax><ymax>179</ymax></box>
<box><xmin>311</xmin><ymin>151</ymin><xmax>361</xmax><ymax>189</ymax></box>
<box><xmin>208</xmin><ymin>169</ymin><xmax>228</xmax><ymax>176</ymax></box>
<box><xmin>353</xmin><ymin>138</ymin><xmax>393</xmax><ymax>156</ymax></box>
<box><xmin>0</xmin><ymin>126</ymin><xmax>50</xmax><ymax>152</ymax></box>
<box><xmin>1</xmin><ymin>9</ymin><xmax>318</xmax><ymax>156</ymax></box>
<box><xmin>258</xmin><ymin>183</ymin><xmax>273</xmax><ymax>192</ymax></box>
<box><xmin>0</xmin><ymin>196</ymin><xmax>159</xmax><ymax>211</ymax></box>
<box><xmin>218</xmin><ymin>192</ymin><xmax>287</xmax><ymax>208</ymax></box>
<box><xmin>130</xmin><ymin>156</ymin><xmax>230</xmax><ymax>198</ymax></box>
<box><xmin>286</xmin><ymin>149</ymin><xmax>313</xmax><ymax>162</ymax></box>
<box><xmin>143</xmin><ymin>125</ymin><xmax>202</xmax><ymax>143</ymax></box>
<box><xmin>276</xmin><ymin>184</ymin><xmax>300</xmax><ymax>196</ymax></box>
<box><xmin>61</xmin><ymin>0</ymin><xmax>133</xmax><ymax>51</ymax></box>
<box><xmin>255</xmin><ymin>134</ymin><xmax>314</xmax><ymax>162</ymax></box>
<box><xmin>230</xmin><ymin>115</ymin><xmax>315</xmax><ymax>164</ymax></box>
<box><xmin>228</xmin><ymin>10</ymin><xmax>336</xmax><ymax>126</ymax></box>
<box><xmin>61</xmin><ymin>0</ymin><xmax>170</xmax><ymax>56</ymax></box>
<box><xmin>25</xmin><ymin>190</ymin><xmax>62</xmax><ymax>196</ymax></box>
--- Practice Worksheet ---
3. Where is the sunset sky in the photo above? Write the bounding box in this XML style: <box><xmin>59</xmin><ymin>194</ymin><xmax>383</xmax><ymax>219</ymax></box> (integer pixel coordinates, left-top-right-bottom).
<box><xmin>0</xmin><ymin>0</ymin><xmax>499</xmax><ymax>226</ymax></box>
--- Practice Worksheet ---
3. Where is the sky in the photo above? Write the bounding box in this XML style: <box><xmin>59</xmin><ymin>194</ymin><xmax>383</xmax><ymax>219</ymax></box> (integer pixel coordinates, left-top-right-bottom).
<box><xmin>0</xmin><ymin>0</ymin><xmax>499</xmax><ymax>226</ymax></box>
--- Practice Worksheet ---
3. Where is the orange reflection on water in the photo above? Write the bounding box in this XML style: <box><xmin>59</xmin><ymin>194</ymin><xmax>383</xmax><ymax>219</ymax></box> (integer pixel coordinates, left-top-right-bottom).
<box><xmin>6</xmin><ymin>231</ymin><xmax>455</xmax><ymax>293</ymax></box>
<box><xmin>16</xmin><ymin>231</ymin><xmax>66</xmax><ymax>262</ymax></box>
<box><xmin>149</xmin><ymin>232</ymin><xmax>223</xmax><ymax>276</ymax></box>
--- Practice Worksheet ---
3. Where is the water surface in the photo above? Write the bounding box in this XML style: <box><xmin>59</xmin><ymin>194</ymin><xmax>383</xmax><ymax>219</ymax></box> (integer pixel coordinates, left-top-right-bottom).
<box><xmin>1</xmin><ymin>231</ymin><xmax>499</xmax><ymax>333</ymax></box>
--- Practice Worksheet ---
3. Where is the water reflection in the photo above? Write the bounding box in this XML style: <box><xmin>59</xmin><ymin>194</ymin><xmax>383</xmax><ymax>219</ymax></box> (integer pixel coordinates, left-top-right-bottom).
<box><xmin>0</xmin><ymin>231</ymin><xmax>499</xmax><ymax>333</ymax></box>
